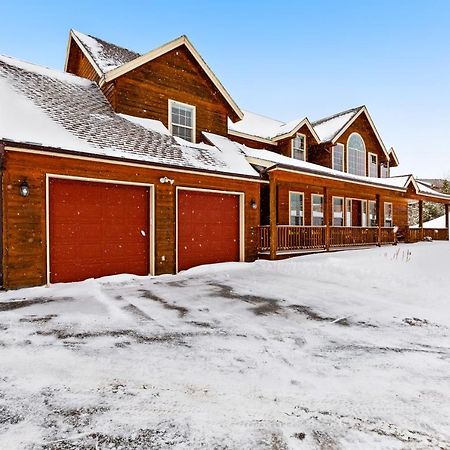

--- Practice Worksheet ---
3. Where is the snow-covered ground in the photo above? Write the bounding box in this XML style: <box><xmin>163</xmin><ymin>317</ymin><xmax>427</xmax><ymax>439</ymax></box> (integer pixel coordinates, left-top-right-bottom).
<box><xmin>1</xmin><ymin>243</ymin><xmax>449</xmax><ymax>449</ymax></box>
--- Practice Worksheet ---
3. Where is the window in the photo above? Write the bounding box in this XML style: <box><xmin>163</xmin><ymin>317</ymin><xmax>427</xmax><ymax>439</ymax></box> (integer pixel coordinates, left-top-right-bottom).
<box><xmin>347</xmin><ymin>133</ymin><xmax>366</xmax><ymax>176</ymax></box>
<box><xmin>361</xmin><ymin>200</ymin><xmax>368</xmax><ymax>226</ymax></box>
<box><xmin>169</xmin><ymin>100</ymin><xmax>195</xmax><ymax>142</ymax></box>
<box><xmin>380</xmin><ymin>164</ymin><xmax>389</xmax><ymax>178</ymax></box>
<box><xmin>311</xmin><ymin>194</ymin><xmax>324</xmax><ymax>226</ymax></box>
<box><xmin>369</xmin><ymin>201</ymin><xmax>377</xmax><ymax>227</ymax></box>
<box><xmin>332</xmin><ymin>143</ymin><xmax>344</xmax><ymax>172</ymax></box>
<box><xmin>368</xmin><ymin>153</ymin><xmax>378</xmax><ymax>177</ymax></box>
<box><xmin>333</xmin><ymin>197</ymin><xmax>344</xmax><ymax>226</ymax></box>
<box><xmin>289</xmin><ymin>192</ymin><xmax>304</xmax><ymax>225</ymax></box>
<box><xmin>384</xmin><ymin>203</ymin><xmax>393</xmax><ymax>227</ymax></box>
<box><xmin>346</xmin><ymin>199</ymin><xmax>352</xmax><ymax>226</ymax></box>
<box><xmin>292</xmin><ymin>134</ymin><xmax>306</xmax><ymax>160</ymax></box>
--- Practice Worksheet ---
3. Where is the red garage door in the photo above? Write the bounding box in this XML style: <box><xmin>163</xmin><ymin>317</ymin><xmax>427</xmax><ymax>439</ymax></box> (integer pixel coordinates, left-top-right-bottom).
<box><xmin>49</xmin><ymin>178</ymin><xmax>150</xmax><ymax>283</ymax></box>
<box><xmin>177</xmin><ymin>190</ymin><xmax>241</xmax><ymax>271</ymax></box>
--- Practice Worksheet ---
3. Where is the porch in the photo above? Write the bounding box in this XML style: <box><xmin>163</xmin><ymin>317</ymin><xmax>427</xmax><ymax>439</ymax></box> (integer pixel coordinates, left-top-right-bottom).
<box><xmin>257</xmin><ymin>225</ymin><xmax>397</xmax><ymax>257</ymax></box>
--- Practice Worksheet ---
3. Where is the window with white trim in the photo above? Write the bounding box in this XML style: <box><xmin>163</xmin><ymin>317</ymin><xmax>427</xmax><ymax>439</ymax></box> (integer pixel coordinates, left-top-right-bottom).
<box><xmin>292</xmin><ymin>134</ymin><xmax>306</xmax><ymax>161</ymax></box>
<box><xmin>380</xmin><ymin>164</ymin><xmax>389</xmax><ymax>178</ymax></box>
<box><xmin>333</xmin><ymin>197</ymin><xmax>344</xmax><ymax>226</ymax></box>
<box><xmin>289</xmin><ymin>192</ymin><xmax>304</xmax><ymax>225</ymax></box>
<box><xmin>369</xmin><ymin>200</ymin><xmax>377</xmax><ymax>227</ymax></box>
<box><xmin>346</xmin><ymin>199</ymin><xmax>352</xmax><ymax>226</ymax></box>
<box><xmin>347</xmin><ymin>133</ymin><xmax>366</xmax><ymax>176</ymax></box>
<box><xmin>311</xmin><ymin>194</ymin><xmax>324</xmax><ymax>226</ymax></box>
<box><xmin>361</xmin><ymin>200</ymin><xmax>368</xmax><ymax>226</ymax></box>
<box><xmin>368</xmin><ymin>153</ymin><xmax>378</xmax><ymax>177</ymax></box>
<box><xmin>169</xmin><ymin>100</ymin><xmax>195</xmax><ymax>142</ymax></box>
<box><xmin>384</xmin><ymin>202</ymin><xmax>393</xmax><ymax>227</ymax></box>
<box><xmin>332</xmin><ymin>143</ymin><xmax>344</xmax><ymax>172</ymax></box>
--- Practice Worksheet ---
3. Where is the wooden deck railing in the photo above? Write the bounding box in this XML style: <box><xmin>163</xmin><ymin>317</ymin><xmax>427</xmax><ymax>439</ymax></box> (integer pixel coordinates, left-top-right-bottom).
<box><xmin>423</xmin><ymin>228</ymin><xmax>449</xmax><ymax>241</ymax></box>
<box><xmin>330</xmin><ymin>227</ymin><xmax>379</xmax><ymax>247</ymax></box>
<box><xmin>277</xmin><ymin>225</ymin><xmax>326</xmax><ymax>251</ymax></box>
<box><xmin>257</xmin><ymin>225</ymin><xmax>397</xmax><ymax>253</ymax></box>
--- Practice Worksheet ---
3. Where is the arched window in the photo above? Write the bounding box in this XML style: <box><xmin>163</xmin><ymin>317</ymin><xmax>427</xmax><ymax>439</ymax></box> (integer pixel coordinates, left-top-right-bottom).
<box><xmin>347</xmin><ymin>133</ymin><xmax>366</xmax><ymax>176</ymax></box>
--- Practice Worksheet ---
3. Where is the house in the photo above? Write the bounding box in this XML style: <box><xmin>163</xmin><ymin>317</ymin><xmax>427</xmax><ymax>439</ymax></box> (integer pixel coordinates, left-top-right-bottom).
<box><xmin>0</xmin><ymin>30</ymin><xmax>448</xmax><ymax>289</ymax></box>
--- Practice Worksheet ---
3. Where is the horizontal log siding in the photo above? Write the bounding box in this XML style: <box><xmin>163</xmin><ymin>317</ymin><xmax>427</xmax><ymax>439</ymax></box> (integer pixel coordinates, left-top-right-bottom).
<box><xmin>2</xmin><ymin>150</ymin><xmax>260</xmax><ymax>289</ymax></box>
<box><xmin>113</xmin><ymin>46</ymin><xmax>234</xmax><ymax>143</ymax></box>
<box><xmin>65</xmin><ymin>38</ymin><xmax>101</xmax><ymax>82</ymax></box>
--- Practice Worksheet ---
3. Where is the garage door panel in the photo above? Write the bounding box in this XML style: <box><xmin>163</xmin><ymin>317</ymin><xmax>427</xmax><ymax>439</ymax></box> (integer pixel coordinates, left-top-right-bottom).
<box><xmin>178</xmin><ymin>190</ymin><xmax>240</xmax><ymax>271</ymax></box>
<box><xmin>49</xmin><ymin>178</ymin><xmax>150</xmax><ymax>283</ymax></box>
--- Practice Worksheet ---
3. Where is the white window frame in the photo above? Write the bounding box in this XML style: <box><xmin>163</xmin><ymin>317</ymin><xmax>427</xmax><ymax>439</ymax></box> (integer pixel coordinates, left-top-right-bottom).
<box><xmin>345</xmin><ymin>198</ymin><xmax>352</xmax><ymax>226</ymax></box>
<box><xmin>332</xmin><ymin>143</ymin><xmax>345</xmax><ymax>172</ymax></box>
<box><xmin>384</xmin><ymin>202</ymin><xmax>393</xmax><ymax>227</ymax></box>
<box><xmin>368</xmin><ymin>152</ymin><xmax>378</xmax><ymax>178</ymax></box>
<box><xmin>332</xmin><ymin>196</ymin><xmax>345</xmax><ymax>226</ymax></box>
<box><xmin>380</xmin><ymin>162</ymin><xmax>390</xmax><ymax>178</ymax></box>
<box><xmin>291</xmin><ymin>133</ymin><xmax>306</xmax><ymax>161</ymax></box>
<box><xmin>368</xmin><ymin>200</ymin><xmax>377</xmax><ymax>227</ymax></box>
<box><xmin>347</xmin><ymin>132</ymin><xmax>366</xmax><ymax>176</ymax></box>
<box><xmin>289</xmin><ymin>191</ymin><xmax>304</xmax><ymax>226</ymax></box>
<box><xmin>311</xmin><ymin>194</ymin><xmax>324</xmax><ymax>226</ymax></box>
<box><xmin>168</xmin><ymin>99</ymin><xmax>196</xmax><ymax>143</ymax></box>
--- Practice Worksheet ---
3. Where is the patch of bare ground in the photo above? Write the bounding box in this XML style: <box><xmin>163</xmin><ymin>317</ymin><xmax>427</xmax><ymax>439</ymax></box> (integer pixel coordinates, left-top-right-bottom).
<box><xmin>0</xmin><ymin>297</ymin><xmax>72</xmax><ymax>312</ymax></box>
<box><xmin>139</xmin><ymin>289</ymin><xmax>189</xmax><ymax>318</ymax></box>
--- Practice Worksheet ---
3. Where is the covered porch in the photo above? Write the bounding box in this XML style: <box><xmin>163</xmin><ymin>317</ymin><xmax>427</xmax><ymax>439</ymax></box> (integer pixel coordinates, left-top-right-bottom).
<box><xmin>257</xmin><ymin>167</ymin><xmax>449</xmax><ymax>259</ymax></box>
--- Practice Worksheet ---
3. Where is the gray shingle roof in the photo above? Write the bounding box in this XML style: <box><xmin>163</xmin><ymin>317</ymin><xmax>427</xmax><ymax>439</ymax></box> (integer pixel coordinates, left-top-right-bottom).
<box><xmin>72</xmin><ymin>30</ymin><xmax>140</xmax><ymax>73</ymax></box>
<box><xmin>0</xmin><ymin>55</ymin><xmax>258</xmax><ymax>178</ymax></box>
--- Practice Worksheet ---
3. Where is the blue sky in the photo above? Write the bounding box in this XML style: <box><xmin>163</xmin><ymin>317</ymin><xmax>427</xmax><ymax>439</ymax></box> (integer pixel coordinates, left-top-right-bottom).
<box><xmin>1</xmin><ymin>0</ymin><xmax>449</xmax><ymax>178</ymax></box>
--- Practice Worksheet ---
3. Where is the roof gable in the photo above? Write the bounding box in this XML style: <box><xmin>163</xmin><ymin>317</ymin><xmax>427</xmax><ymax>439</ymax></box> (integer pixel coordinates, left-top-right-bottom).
<box><xmin>67</xmin><ymin>30</ymin><xmax>243</xmax><ymax>121</ymax></box>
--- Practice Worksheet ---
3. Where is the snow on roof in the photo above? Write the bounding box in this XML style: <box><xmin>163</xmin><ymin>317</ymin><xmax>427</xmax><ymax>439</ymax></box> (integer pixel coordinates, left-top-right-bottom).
<box><xmin>206</xmin><ymin>132</ymin><xmax>419</xmax><ymax>192</ymax></box>
<box><xmin>72</xmin><ymin>30</ymin><xmax>140</xmax><ymax>74</ymax></box>
<box><xmin>228</xmin><ymin>110</ymin><xmax>286</xmax><ymax>140</ymax></box>
<box><xmin>0</xmin><ymin>55</ymin><xmax>258</xmax><ymax>178</ymax></box>
<box><xmin>312</xmin><ymin>106</ymin><xmax>362</xmax><ymax>142</ymax></box>
<box><xmin>118</xmin><ymin>113</ymin><xmax>170</xmax><ymax>135</ymax></box>
<box><xmin>416</xmin><ymin>181</ymin><xmax>450</xmax><ymax>199</ymax></box>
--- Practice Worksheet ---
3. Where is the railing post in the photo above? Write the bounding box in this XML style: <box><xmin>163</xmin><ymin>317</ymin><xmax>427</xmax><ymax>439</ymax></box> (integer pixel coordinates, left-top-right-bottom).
<box><xmin>269</xmin><ymin>173</ymin><xmax>277</xmax><ymax>260</ymax></box>
<box><xmin>376</xmin><ymin>194</ymin><xmax>382</xmax><ymax>246</ymax></box>
<box><xmin>418</xmin><ymin>200</ymin><xmax>424</xmax><ymax>241</ymax></box>
<box><xmin>324</xmin><ymin>187</ymin><xmax>330</xmax><ymax>251</ymax></box>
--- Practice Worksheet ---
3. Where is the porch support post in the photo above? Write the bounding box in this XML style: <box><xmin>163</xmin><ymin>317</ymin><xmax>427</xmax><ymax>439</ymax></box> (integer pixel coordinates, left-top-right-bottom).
<box><xmin>324</xmin><ymin>187</ymin><xmax>330</xmax><ymax>251</ymax></box>
<box><xmin>418</xmin><ymin>200</ymin><xmax>424</xmax><ymax>241</ymax></box>
<box><xmin>445</xmin><ymin>203</ymin><xmax>449</xmax><ymax>240</ymax></box>
<box><xmin>376</xmin><ymin>194</ymin><xmax>382</xmax><ymax>246</ymax></box>
<box><xmin>269</xmin><ymin>172</ymin><xmax>277</xmax><ymax>260</ymax></box>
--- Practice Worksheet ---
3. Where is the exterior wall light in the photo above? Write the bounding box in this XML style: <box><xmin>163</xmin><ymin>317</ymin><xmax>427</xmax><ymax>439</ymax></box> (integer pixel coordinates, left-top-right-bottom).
<box><xmin>159</xmin><ymin>176</ymin><xmax>174</xmax><ymax>185</ymax></box>
<box><xmin>19</xmin><ymin>180</ymin><xmax>30</xmax><ymax>197</ymax></box>
<box><xmin>250</xmin><ymin>199</ymin><xmax>257</xmax><ymax>210</ymax></box>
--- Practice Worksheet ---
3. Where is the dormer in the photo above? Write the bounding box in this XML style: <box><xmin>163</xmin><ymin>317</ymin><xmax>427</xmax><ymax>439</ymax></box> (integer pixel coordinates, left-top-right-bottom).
<box><xmin>65</xmin><ymin>30</ymin><xmax>243</xmax><ymax>143</ymax></box>
<box><xmin>311</xmin><ymin>106</ymin><xmax>391</xmax><ymax>178</ymax></box>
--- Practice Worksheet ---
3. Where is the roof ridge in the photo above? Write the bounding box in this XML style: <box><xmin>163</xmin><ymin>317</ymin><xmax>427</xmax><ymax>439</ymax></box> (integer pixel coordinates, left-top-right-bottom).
<box><xmin>242</xmin><ymin>109</ymin><xmax>286</xmax><ymax>125</ymax></box>
<box><xmin>72</xmin><ymin>29</ymin><xmax>141</xmax><ymax>58</ymax></box>
<box><xmin>311</xmin><ymin>105</ymin><xmax>364</xmax><ymax>126</ymax></box>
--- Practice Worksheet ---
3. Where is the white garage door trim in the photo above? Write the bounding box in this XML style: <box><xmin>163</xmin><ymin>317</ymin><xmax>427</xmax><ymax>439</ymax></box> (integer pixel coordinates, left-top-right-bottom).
<box><xmin>45</xmin><ymin>173</ymin><xmax>155</xmax><ymax>285</ymax></box>
<box><xmin>175</xmin><ymin>186</ymin><xmax>245</xmax><ymax>273</ymax></box>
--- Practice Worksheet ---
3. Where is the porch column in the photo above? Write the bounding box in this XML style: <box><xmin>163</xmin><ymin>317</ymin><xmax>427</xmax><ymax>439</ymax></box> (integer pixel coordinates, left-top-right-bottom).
<box><xmin>445</xmin><ymin>203</ymin><xmax>449</xmax><ymax>240</ymax></box>
<box><xmin>418</xmin><ymin>200</ymin><xmax>424</xmax><ymax>241</ymax></box>
<box><xmin>376</xmin><ymin>194</ymin><xmax>382</xmax><ymax>246</ymax></box>
<box><xmin>323</xmin><ymin>187</ymin><xmax>330</xmax><ymax>251</ymax></box>
<box><xmin>269</xmin><ymin>172</ymin><xmax>277</xmax><ymax>260</ymax></box>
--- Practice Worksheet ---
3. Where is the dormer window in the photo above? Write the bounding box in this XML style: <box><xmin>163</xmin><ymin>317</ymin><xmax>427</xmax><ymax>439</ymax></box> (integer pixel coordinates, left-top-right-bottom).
<box><xmin>380</xmin><ymin>163</ymin><xmax>389</xmax><ymax>178</ymax></box>
<box><xmin>332</xmin><ymin>143</ymin><xmax>344</xmax><ymax>171</ymax></box>
<box><xmin>292</xmin><ymin>134</ymin><xmax>306</xmax><ymax>160</ymax></box>
<box><xmin>368</xmin><ymin>152</ymin><xmax>378</xmax><ymax>177</ymax></box>
<box><xmin>169</xmin><ymin>100</ymin><xmax>196</xmax><ymax>142</ymax></box>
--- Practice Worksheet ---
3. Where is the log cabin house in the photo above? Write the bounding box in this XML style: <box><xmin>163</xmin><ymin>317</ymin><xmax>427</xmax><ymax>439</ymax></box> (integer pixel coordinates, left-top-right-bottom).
<box><xmin>0</xmin><ymin>29</ymin><xmax>448</xmax><ymax>289</ymax></box>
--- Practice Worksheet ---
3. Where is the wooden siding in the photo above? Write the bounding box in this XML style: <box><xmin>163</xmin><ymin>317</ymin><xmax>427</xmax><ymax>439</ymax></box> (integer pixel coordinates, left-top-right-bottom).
<box><xmin>336</xmin><ymin>113</ymin><xmax>389</xmax><ymax>175</ymax></box>
<box><xmin>2</xmin><ymin>150</ymin><xmax>260</xmax><ymax>289</ymax></box>
<box><xmin>110</xmin><ymin>45</ymin><xmax>237</xmax><ymax>142</ymax></box>
<box><xmin>271</xmin><ymin>171</ymin><xmax>409</xmax><ymax>228</ymax></box>
<box><xmin>65</xmin><ymin>38</ymin><xmax>100</xmax><ymax>82</ymax></box>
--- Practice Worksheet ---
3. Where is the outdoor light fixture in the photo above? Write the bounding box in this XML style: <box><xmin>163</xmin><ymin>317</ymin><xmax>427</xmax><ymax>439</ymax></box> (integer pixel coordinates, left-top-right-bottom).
<box><xmin>19</xmin><ymin>180</ymin><xmax>30</xmax><ymax>197</ymax></box>
<box><xmin>159</xmin><ymin>176</ymin><xmax>174</xmax><ymax>185</ymax></box>
<box><xmin>250</xmin><ymin>199</ymin><xmax>257</xmax><ymax>210</ymax></box>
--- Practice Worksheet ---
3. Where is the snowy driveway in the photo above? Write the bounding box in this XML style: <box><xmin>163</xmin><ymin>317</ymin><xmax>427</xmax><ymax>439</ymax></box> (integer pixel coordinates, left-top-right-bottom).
<box><xmin>1</xmin><ymin>243</ymin><xmax>450</xmax><ymax>449</ymax></box>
